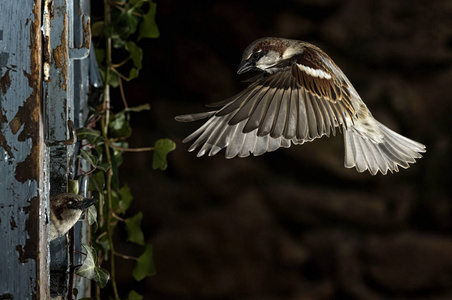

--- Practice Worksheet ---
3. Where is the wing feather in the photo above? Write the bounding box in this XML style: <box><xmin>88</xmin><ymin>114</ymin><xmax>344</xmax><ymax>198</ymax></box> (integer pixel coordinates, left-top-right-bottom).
<box><xmin>284</xmin><ymin>83</ymin><xmax>298</xmax><ymax>139</ymax></box>
<box><xmin>176</xmin><ymin>50</ymin><xmax>359</xmax><ymax>158</ymax></box>
<box><xmin>271</xmin><ymin>76</ymin><xmax>291</xmax><ymax>138</ymax></box>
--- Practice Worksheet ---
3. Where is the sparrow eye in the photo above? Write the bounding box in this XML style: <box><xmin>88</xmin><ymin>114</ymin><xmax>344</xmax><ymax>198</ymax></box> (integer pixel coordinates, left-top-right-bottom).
<box><xmin>251</xmin><ymin>51</ymin><xmax>265</xmax><ymax>61</ymax></box>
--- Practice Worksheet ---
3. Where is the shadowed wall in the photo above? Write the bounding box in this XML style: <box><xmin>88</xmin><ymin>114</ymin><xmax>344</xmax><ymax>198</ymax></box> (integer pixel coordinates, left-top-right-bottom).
<box><xmin>110</xmin><ymin>1</ymin><xmax>452</xmax><ymax>299</ymax></box>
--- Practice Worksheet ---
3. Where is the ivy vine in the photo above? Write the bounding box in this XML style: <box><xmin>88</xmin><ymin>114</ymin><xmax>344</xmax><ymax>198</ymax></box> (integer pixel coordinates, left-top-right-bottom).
<box><xmin>72</xmin><ymin>0</ymin><xmax>175</xmax><ymax>299</ymax></box>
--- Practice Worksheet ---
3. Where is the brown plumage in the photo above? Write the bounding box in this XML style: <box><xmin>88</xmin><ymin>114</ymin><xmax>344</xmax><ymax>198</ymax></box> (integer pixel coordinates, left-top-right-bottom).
<box><xmin>49</xmin><ymin>193</ymin><xmax>96</xmax><ymax>241</ymax></box>
<box><xmin>176</xmin><ymin>37</ymin><xmax>426</xmax><ymax>175</ymax></box>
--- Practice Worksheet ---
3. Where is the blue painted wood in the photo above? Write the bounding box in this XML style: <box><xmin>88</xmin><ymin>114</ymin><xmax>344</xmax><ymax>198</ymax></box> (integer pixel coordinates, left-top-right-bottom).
<box><xmin>43</xmin><ymin>0</ymin><xmax>76</xmax><ymax>296</ymax></box>
<box><xmin>72</xmin><ymin>0</ymin><xmax>93</xmax><ymax>297</ymax></box>
<box><xmin>43</xmin><ymin>0</ymin><xmax>92</xmax><ymax>297</ymax></box>
<box><xmin>0</xmin><ymin>1</ymin><xmax>49</xmax><ymax>299</ymax></box>
<box><xmin>1</xmin><ymin>0</ymin><xmax>92</xmax><ymax>298</ymax></box>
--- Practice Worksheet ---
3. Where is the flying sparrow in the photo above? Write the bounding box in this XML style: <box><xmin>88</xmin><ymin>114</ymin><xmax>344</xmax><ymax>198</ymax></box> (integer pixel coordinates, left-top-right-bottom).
<box><xmin>175</xmin><ymin>37</ymin><xmax>426</xmax><ymax>175</ymax></box>
<box><xmin>49</xmin><ymin>193</ymin><xmax>97</xmax><ymax>241</ymax></box>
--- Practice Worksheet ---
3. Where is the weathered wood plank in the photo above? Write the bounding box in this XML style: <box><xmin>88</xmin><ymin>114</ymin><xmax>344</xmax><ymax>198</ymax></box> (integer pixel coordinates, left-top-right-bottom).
<box><xmin>43</xmin><ymin>0</ymin><xmax>92</xmax><ymax>297</ymax></box>
<box><xmin>44</xmin><ymin>0</ymin><xmax>77</xmax><ymax>297</ymax></box>
<box><xmin>72</xmin><ymin>0</ymin><xmax>93</xmax><ymax>297</ymax></box>
<box><xmin>0</xmin><ymin>1</ymin><xmax>48</xmax><ymax>299</ymax></box>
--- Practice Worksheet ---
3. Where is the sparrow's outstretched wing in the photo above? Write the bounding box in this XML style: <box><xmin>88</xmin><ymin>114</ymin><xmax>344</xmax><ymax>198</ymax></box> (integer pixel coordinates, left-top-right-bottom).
<box><xmin>176</xmin><ymin>49</ymin><xmax>357</xmax><ymax>158</ymax></box>
<box><xmin>176</xmin><ymin>38</ymin><xmax>426</xmax><ymax>175</ymax></box>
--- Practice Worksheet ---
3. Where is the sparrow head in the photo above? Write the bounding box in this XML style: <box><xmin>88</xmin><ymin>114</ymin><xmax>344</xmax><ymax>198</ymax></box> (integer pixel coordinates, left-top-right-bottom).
<box><xmin>68</xmin><ymin>196</ymin><xmax>97</xmax><ymax>211</ymax></box>
<box><xmin>49</xmin><ymin>193</ymin><xmax>97</xmax><ymax>240</ymax></box>
<box><xmin>237</xmin><ymin>37</ymin><xmax>297</xmax><ymax>74</ymax></box>
<box><xmin>51</xmin><ymin>193</ymin><xmax>97</xmax><ymax>213</ymax></box>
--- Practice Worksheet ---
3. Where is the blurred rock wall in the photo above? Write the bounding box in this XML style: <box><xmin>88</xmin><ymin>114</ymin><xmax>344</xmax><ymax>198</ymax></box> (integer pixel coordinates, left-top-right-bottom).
<box><xmin>114</xmin><ymin>0</ymin><xmax>452</xmax><ymax>299</ymax></box>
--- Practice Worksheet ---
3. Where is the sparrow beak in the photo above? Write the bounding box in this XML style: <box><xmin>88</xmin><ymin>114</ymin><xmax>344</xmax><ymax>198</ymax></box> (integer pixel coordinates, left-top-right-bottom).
<box><xmin>237</xmin><ymin>60</ymin><xmax>255</xmax><ymax>74</ymax></box>
<box><xmin>81</xmin><ymin>197</ymin><xmax>98</xmax><ymax>210</ymax></box>
<box><xmin>71</xmin><ymin>197</ymin><xmax>98</xmax><ymax>210</ymax></box>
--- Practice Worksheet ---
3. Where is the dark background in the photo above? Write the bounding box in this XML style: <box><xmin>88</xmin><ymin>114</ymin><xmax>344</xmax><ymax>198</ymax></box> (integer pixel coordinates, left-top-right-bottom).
<box><xmin>109</xmin><ymin>0</ymin><xmax>452</xmax><ymax>299</ymax></box>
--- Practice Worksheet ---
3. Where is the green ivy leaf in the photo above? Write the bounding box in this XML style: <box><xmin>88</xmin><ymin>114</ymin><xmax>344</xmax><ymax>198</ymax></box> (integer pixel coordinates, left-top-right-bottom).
<box><xmin>96</xmin><ymin>162</ymin><xmax>111</xmax><ymax>172</ymax></box>
<box><xmin>89</xmin><ymin>171</ymin><xmax>105</xmax><ymax>194</ymax></box>
<box><xmin>128</xmin><ymin>290</ymin><xmax>143</xmax><ymax>300</ymax></box>
<box><xmin>118</xmin><ymin>184</ymin><xmax>134</xmax><ymax>213</ymax></box>
<box><xmin>78</xmin><ymin>149</ymin><xmax>98</xmax><ymax>168</ymax></box>
<box><xmin>108</xmin><ymin>70</ymin><xmax>119</xmax><ymax>88</ymax></box>
<box><xmin>87</xmin><ymin>205</ymin><xmax>98</xmax><ymax>228</ymax></box>
<box><xmin>111</xmin><ymin>189</ymin><xmax>120</xmax><ymax>213</ymax></box>
<box><xmin>133</xmin><ymin>244</ymin><xmax>156</xmax><ymax>281</ymax></box>
<box><xmin>152</xmin><ymin>138</ymin><xmax>176</xmax><ymax>170</ymax></box>
<box><xmin>68</xmin><ymin>179</ymin><xmax>79</xmax><ymax>195</ymax></box>
<box><xmin>77</xmin><ymin>128</ymin><xmax>103</xmax><ymax>145</ymax></box>
<box><xmin>111</xmin><ymin>141</ymin><xmax>128</xmax><ymax>165</ymax></box>
<box><xmin>91</xmin><ymin>21</ymin><xmax>105</xmax><ymax>37</ymax></box>
<box><xmin>125</xmin><ymin>41</ymin><xmax>143</xmax><ymax>69</ymax></box>
<box><xmin>111</xmin><ymin>184</ymin><xmax>133</xmax><ymax>215</ymax></box>
<box><xmin>110</xmin><ymin>148</ymin><xmax>120</xmax><ymax>190</ymax></box>
<box><xmin>128</xmin><ymin>67</ymin><xmax>139</xmax><ymax>80</ymax></box>
<box><xmin>76</xmin><ymin>244</ymin><xmax>110</xmax><ymax>288</ymax></box>
<box><xmin>109</xmin><ymin>112</ymin><xmax>132</xmax><ymax>139</ymax></box>
<box><xmin>125</xmin><ymin>212</ymin><xmax>145</xmax><ymax>245</ymax></box>
<box><xmin>94</xmin><ymin>49</ymin><xmax>105</xmax><ymax>65</ymax></box>
<box><xmin>139</xmin><ymin>1</ymin><xmax>159</xmax><ymax>39</ymax></box>
<box><xmin>88</xmin><ymin>172</ymin><xmax>104</xmax><ymax>225</ymax></box>
<box><xmin>105</xmin><ymin>10</ymin><xmax>140</xmax><ymax>48</ymax></box>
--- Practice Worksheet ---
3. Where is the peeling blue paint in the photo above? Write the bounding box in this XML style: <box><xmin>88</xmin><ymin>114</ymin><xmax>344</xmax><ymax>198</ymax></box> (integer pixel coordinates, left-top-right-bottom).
<box><xmin>1</xmin><ymin>0</ymin><xmax>92</xmax><ymax>297</ymax></box>
<box><xmin>0</xmin><ymin>0</ymin><xmax>47</xmax><ymax>298</ymax></box>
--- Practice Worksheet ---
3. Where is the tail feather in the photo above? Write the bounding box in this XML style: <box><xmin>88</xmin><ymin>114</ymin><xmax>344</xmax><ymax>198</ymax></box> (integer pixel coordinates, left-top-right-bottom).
<box><xmin>344</xmin><ymin>120</ymin><xmax>426</xmax><ymax>175</ymax></box>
